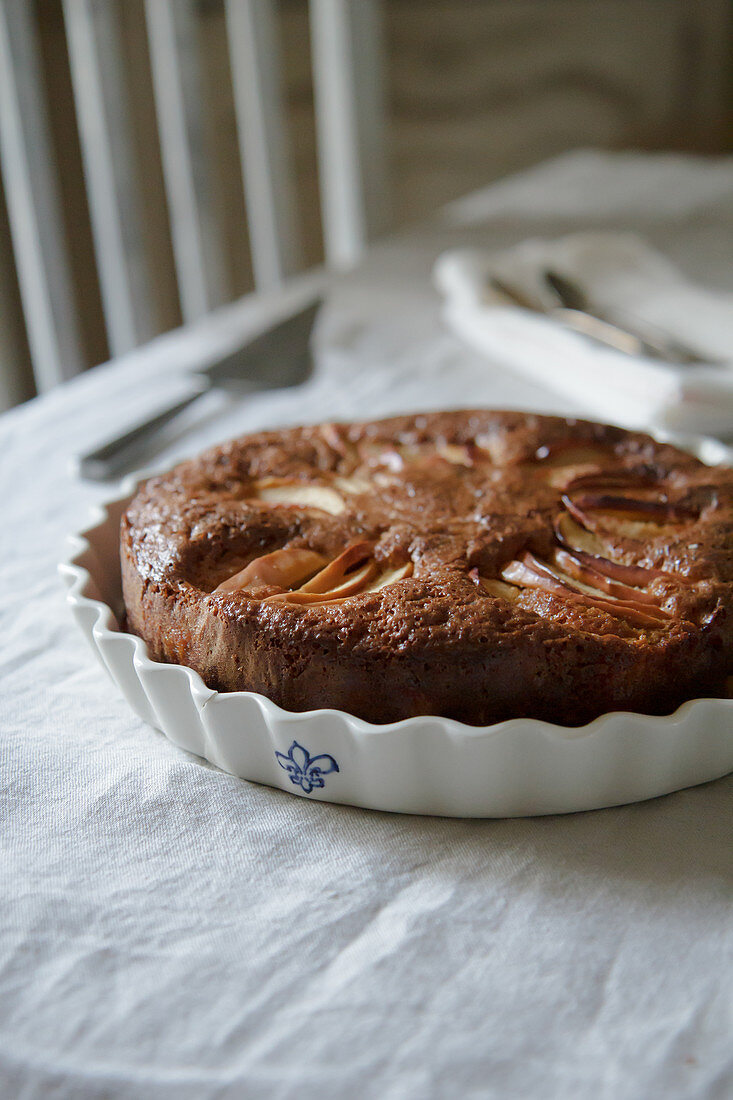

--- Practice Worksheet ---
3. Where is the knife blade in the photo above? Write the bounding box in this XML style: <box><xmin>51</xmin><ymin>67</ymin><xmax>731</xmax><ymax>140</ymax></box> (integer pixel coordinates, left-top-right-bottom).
<box><xmin>77</xmin><ymin>296</ymin><xmax>323</xmax><ymax>482</ymax></box>
<box><xmin>488</xmin><ymin>276</ymin><xmax>658</xmax><ymax>358</ymax></box>
<box><xmin>489</xmin><ymin>274</ymin><xmax>715</xmax><ymax>365</ymax></box>
<box><xmin>544</xmin><ymin>270</ymin><xmax>716</xmax><ymax>365</ymax></box>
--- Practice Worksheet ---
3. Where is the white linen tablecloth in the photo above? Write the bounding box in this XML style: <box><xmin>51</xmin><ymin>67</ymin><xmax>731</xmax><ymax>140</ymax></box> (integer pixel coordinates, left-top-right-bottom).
<box><xmin>2</xmin><ymin>151</ymin><xmax>732</xmax><ymax>1099</ymax></box>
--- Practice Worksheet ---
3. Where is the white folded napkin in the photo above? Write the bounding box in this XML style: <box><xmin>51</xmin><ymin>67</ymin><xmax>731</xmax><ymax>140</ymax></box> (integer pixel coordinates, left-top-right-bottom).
<box><xmin>434</xmin><ymin>232</ymin><xmax>733</xmax><ymax>436</ymax></box>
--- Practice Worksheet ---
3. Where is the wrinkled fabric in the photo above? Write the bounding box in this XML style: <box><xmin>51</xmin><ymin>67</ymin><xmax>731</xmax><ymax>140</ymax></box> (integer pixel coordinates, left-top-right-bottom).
<box><xmin>2</xmin><ymin>151</ymin><xmax>732</xmax><ymax>1099</ymax></box>
<box><xmin>435</xmin><ymin>230</ymin><xmax>733</xmax><ymax>435</ymax></box>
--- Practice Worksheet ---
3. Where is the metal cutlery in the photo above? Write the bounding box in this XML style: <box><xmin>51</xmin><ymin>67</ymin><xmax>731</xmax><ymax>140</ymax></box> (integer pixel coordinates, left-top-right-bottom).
<box><xmin>488</xmin><ymin>272</ymin><xmax>715</xmax><ymax>365</ymax></box>
<box><xmin>489</xmin><ymin>275</ymin><xmax>645</xmax><ymax>358</ymax></box>
<box><xmin>77</xmin><ymin>297</ymin><xmax>322</xmax><ymax>482</ymax></box>
<box><xmin>543</xmin><ymin>270</ymin><xmax>716</xmax><ymax>365</ymax></box>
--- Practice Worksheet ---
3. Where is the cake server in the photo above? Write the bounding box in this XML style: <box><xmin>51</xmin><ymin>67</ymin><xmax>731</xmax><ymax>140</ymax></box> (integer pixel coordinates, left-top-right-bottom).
<box><xmin>77</xmin><ymin>297</ymin><xmax>322</xmax><ymax>481</ymax></box>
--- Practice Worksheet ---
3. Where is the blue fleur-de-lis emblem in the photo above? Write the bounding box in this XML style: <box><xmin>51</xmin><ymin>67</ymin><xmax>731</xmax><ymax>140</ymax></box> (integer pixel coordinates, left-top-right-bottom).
<box><xmin>275</xmin><ymin>741</ymin><xmax>340</xmax><ymax>794</ymax></box>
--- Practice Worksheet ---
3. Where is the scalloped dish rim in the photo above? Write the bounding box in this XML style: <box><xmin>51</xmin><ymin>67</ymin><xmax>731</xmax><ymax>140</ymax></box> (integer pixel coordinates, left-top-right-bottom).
<box><xmin>59</xmin><ymin>430</ymin><xmax>733</xmax><ymax>815</ymax></box>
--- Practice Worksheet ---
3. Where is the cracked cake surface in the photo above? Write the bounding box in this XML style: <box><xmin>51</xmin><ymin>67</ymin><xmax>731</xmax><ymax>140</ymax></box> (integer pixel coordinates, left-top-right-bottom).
<box><xmin>121</xmin><ymin>409</ymin><xmax>733</xmax><ymax>725</ymax></box>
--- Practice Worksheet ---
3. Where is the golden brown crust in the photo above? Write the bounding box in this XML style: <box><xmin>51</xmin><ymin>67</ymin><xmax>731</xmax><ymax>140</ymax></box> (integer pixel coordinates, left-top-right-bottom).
<box><xmin>121</xmin><ymin>409</ymin><xmax>733</xmax><ymax>725</ymax></box>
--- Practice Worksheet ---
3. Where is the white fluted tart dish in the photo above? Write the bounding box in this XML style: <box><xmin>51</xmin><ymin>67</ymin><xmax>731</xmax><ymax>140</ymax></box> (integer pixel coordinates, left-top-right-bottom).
<box><xmin>61</xmin><ymin>412</ymin><xmax>733</xmax><ymax>817</ymax></box>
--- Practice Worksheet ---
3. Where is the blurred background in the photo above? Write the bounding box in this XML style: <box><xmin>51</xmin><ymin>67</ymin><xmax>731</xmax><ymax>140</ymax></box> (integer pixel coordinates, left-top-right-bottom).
<box><xmin>1</xmin><ymin>0</ymin><xmax>732</xmax><ymax>412</ymax></box>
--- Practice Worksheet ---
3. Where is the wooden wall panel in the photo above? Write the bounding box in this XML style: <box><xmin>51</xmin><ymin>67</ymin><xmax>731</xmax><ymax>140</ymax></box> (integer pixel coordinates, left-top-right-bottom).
<box><xmin>385</xmin><ymin>0</ymin><xmax>733</xmax><ymax>224</ymax></box>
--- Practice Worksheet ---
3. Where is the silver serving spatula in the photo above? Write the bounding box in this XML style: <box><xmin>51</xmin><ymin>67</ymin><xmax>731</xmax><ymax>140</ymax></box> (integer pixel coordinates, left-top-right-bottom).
<box><xmin>77</xmin><ymin>297</ymin><xmax>322</xmax><ymax>481</ymax></box>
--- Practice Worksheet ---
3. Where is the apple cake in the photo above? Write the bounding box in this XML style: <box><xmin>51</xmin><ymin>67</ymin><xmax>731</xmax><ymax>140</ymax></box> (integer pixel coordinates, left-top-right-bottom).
<box><xmin>121</xmin><ymin>410</ymin><xmax>733</xmax><ymax>726</ymax></box>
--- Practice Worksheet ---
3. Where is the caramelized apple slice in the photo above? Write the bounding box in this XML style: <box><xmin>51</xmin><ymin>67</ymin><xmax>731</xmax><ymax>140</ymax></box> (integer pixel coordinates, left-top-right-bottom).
<box><xmin>299</xmin><ymin>541</ymin><xmax>374</xmax><ymax>593</ymax></box>
<box><xmin>501</xmin><ymin>552</ymin><xmax>628</xmax><ymax>610</ymax></box>
<box><xmin>555</xmin><ymin>512</ymin><xmax>608</xmax><ymax>556</ymax></box>
<box><xmin>214</xmin><ymin>547</ymin><xmax>327</xmax><ymax>594</ymax></box>
<box><xmin>267</xmin><ymin>550</ymin><xmax>413</xmax><ymax>605</ymax></box>
<box><xmin>473</xmin><ymin>432</ymin><xmax>506</xmax><ymax>465</ymax></box>
<box><xmin>318</xmin><ymin>423</ymin><xmax>358</xmax><ymax>463</ymax></box>
<box><xmin>469</xmin><ymin>568</ymin><xmax>520</xmax><ymax>601</ymax></box>
<box><xmin>334</xmin><ymin>475</ymin><xmax>372</xmax><ymax>496</ymax></box>
<box><xmin>563</xmin><ymin>492</ymin><xmax>697</xmax><ymax>525</ymax></box>
<box><xmin>564</xmin><ymin>468</ymin><xmax>654</xmax><ymax>493</ymax></box>
<box><xmin>554</xmin><ymin>513</ymin><xmax>670</xmax><ymax>584</ymax></box>
<box><xmin>502</xmin><ymin>554</ymin><xmax>580</xmax><ymax>599</ymax></box>
<box><xmin>502</xmin><ymin>552</ymin><xmax>670</xmax><ymax>627</ymax></box>
<box><xmin>584</xmin><ymin>596</ymin><xmax>670</xmax><ymax>627</ymax></box>
<box><xmin>362</xmin><ymin>560</ymin><xmax>414</xmax><ymax>592</ymax></box>
<box><xmin>554</xmin><ymin>548</ymin><xmax>662</xmax><ymax>607</ymax></box>
<box><xmin>254</xmin><ymin>479</ymin><xmax>346</xmax><ymax>515</ymax></box>
<box><xmin>534</xmin><ymin>443</ymin><xmax>610</xmax><ymax>467</ymax></box>
<box><xmin>436</xmin><ymin>443</ymin><xmax>474</xmax><ymax>467</ymax></box>
<box><xmin>267</xmin><ymin>560</ymin><xmax>378</xmax><ymax>604</ymax></box>
<box><xmin>357</xmin><ymin>441</ymin><xmax>405</xmax><ymax>471</ymax></box>
<box><xmin>562</xmin><ymin>488</ymin><xmax>699</xmax><ymax>548</ymax></box>
<box><xmin>318</xmin><ymin>422</ymin><xmax>345</xmax><ymax>451</ymax></box>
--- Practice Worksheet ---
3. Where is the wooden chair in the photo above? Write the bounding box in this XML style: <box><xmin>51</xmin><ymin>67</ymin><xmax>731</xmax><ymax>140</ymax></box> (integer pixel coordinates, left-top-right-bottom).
<box><xmin>0</xmin><ymin>0</ymin><xmax>389</xmax><ymax>399</ymax></box>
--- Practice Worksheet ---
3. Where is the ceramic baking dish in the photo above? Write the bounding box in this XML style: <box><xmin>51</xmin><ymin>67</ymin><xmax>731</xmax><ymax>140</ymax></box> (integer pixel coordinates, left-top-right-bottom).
<box><xmin>61</xmin><ymin>436</ymin><xmax>733</xmax><ymax>817</ymax></box>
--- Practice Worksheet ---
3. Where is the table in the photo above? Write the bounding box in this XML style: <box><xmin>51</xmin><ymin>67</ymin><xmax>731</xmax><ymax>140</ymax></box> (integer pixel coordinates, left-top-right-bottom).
<box><xmin>2</xmin><ymin>151</ymin><xmax>732</xmax><ymax>1099</ymax></box>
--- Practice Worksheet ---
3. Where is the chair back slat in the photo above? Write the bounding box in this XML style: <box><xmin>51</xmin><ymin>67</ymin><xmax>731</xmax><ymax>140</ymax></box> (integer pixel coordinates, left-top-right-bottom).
<box><xmin>309</xmin><ymin>0</ymin><xmax>389</xmax><ymax>269</ymax></box>
<box><xmin>225</xmin><ymin>0</ymin><xmax>302</xmax><ymax>290</ymax></box>
<box><xmin>0</xmin><ymin>0</ymin><xmax>83</xmax><ymax>392</ymax></box>
<box><xmin>62</xmin><ymin>0</ymin><xmax>155</xmax><ymax>355</ymax></box>
<box><xmin>145</xmin><ymin>0</ymin><xmax>226</xmax><ymax>322</ymax></box>
<box><xmin>0</xmin><ymin>0</ymin><xmax>389</xmax><ymax>398</ymax></box>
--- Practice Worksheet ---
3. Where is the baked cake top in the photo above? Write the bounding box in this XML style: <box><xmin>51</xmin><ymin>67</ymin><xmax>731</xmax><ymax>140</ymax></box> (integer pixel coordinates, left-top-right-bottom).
<box><xmin>124</xmin><ymin>409</ymin><xmax>733</xmax><ymax>656</ymax></box>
